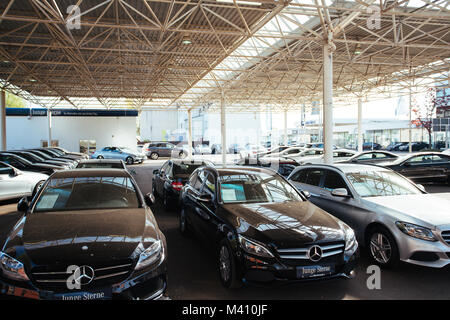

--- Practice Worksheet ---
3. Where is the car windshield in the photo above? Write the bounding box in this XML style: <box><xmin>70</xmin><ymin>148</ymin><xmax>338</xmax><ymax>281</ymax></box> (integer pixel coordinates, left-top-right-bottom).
<box><xmin>219</xmin><ymin>171</ymin><xmax>303</xmax><ymax>204</ymax></box>
<box><xmin>346</xmin><ymin>171</ymin><xmax>422</xmax><ymax>197</ymax></box>
<box><xmin>34</xmin><ymin>176</ymin><xmax>140</xmax><ymax>212</ymax></box>
<box><xmin>173</xmin><ymin>163</ymin><xmax>206</xmax><ymax>175</ymax></box>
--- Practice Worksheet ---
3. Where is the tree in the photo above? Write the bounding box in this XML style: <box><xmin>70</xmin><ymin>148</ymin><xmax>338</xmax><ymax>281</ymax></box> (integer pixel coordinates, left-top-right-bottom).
<box><xmin>411</xmin><ymin>87</ymin><xmax>436</xmax><ymax>146</ymax></box>
<box><xmin>5</xmin><ymin>92</ymin><xmax>26</xmax><ymax>108</ymax></box>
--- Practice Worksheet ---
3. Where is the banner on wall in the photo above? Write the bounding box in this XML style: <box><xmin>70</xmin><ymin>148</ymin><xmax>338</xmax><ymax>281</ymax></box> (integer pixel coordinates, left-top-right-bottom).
<box><xmin>6</xmin><ymin>108</ymin><xmax>138</xmax><ymax>117</ymax></box>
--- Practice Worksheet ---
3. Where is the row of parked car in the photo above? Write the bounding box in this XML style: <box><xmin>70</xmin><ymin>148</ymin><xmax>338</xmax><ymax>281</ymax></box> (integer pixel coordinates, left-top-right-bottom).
<box><xmin>149</xmin><ymin>151</ymin><xmax>450</xmax><ymax>290</ymax></box>
<box><xmin>0</xmin><ymin>146</ymin><xmax>449</xmax><ymax>299</ymax></box>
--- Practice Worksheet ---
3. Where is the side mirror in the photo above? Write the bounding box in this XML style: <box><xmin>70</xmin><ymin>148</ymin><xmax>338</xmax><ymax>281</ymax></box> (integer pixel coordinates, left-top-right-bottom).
<box><xmin>9</xmin><ymin>168</ymin><xmax>19</xmax><ymax>177</ymax></box>
<box><xmin>197</xmin><ymin>193</ymin><xmax>212</xmax><ymax>203</ymax></box>
<box><xmin>416</xmin><ymin>184</ymin><xmax>426</xmax><ymax>192</ymax></box>
<box><xmin>17</xmin><ymin>197</ymin><xmax>29</xmax><ymax>213</ymax></box>
<box><xmin>153</xmin><ymin>169</ymin><xmax>159</xmax><ymax>175</ymax></box>
<box><xmin>300</xmin><ymin>190</ymin><xmax>311</xmax><ymax>199</ymax></box>
<box><xmin>331</xmin><ymin>188</ymin><xmax>349</xmax><ymax>197</ymax></box>
<box><xmin>144</xmin><ymin>193</ymin><xmax>155</xmax><ymax>206</ymax></box>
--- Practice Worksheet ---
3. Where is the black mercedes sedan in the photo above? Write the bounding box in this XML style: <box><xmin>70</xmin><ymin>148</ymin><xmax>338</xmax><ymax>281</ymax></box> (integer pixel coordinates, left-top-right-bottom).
<box><xmin>152</xmin><ymin>159</ymin><xmax>213</xmax><ymax>209</ymax></box>
<box><xmin>0</xmin><ymin>169</ymin><xmax>167</xmax><ymax>300</ymax></box>
<box><xmin>179</xmin><ymin>166</ymin><xmax>358</xmax><ymax>288</ymax></box>
<box><xmin>379</xmin><ymin>152</ymin><xmax>450</xmax><ymax>184</ymax></box>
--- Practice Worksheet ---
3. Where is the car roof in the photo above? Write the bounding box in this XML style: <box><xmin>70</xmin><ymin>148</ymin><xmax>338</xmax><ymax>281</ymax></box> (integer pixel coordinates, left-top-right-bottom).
<box><xmin>78</xmin><ymin>159</ymin><xmax>123</xmax><ymax>164</ymax></box>
<box><xmin>51</xmin><ymin>169</ymin><xmax>130</xmax><ymax>178</ymax></box>
<box><xmin>294</xmin><ymin>163</ymin><xmax>391</xmax><ymax>174</ymax></box>
<box><xmin>213</xmin><ymin>165</ymin><xmax>277</xmax><ymax>176</ymax></box>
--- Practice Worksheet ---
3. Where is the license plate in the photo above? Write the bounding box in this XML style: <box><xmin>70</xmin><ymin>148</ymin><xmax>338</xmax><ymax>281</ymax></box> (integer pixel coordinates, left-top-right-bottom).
<box><xmin>297</xmin><ymin>264</ymin><xmax>334</xmax><ymax>279</ymax></box>
<box><xmin>54</xmin><ymin>288</ymin><xmax>111</xmax><ymax>301</ymax></box>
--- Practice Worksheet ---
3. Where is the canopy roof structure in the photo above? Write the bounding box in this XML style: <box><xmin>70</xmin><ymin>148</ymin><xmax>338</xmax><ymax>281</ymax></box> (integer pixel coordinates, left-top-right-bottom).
<box><xmin>0</xmin><ymin>0</ymin><xmax>449</xmax><ymax>111</ymax></box>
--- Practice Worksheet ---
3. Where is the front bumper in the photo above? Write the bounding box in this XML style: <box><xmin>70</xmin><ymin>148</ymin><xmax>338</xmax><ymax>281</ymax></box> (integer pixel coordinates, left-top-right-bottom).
<box><xmin>396</xmin><ymin>230</ymin><xmax>450</xmax><ymax>268</ymax></box>
<box><xmin>238</xmin><ymin>249</ymin><xmax>359</xmax><ymax>285</ymax></box>
<box><xmin>0</xmin><ymin>257</ymin><xmax>168</xmax><ymax>300</ymax></box>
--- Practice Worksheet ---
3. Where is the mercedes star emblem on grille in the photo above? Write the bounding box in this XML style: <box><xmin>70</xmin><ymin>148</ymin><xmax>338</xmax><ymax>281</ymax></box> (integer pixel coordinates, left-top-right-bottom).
<box><xmin>74</xmin><ymin>265</ymin><xmax>95</xmax><ymax>285</ymax></box>
<box><xmin>307</xmin><ymin>245</ymin><xmax>323</xmax><ymax>262</ymax></box>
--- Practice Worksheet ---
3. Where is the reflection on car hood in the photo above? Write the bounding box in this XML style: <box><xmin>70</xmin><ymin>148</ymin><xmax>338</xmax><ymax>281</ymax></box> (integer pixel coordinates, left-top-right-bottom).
<box><xmin>363</xmin><ymin>194</ymin><xmax>450</xmax><ymax>227</ymax></box>
<box><xmin>224</xmin><ymin>201</ymin><xmax>345</xmax><ymax>247</ymax></box>
<box><xmin>21</xmin><ymin>208</ymin><xmax>147</xmax><ymax>265</ymax></box>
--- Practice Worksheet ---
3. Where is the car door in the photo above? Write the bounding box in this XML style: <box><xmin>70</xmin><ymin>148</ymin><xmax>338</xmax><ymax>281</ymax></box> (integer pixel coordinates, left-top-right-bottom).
<box><xmin>0</xmin><ymin>164</ymin><xmax>28</xmax><ymax>200</ymax></box>
<box><xmin>157</xmin><ymin>161</ymin><xmax>170</xmax><ymax>195</ymax></box>
<box><xmin>193</xmin><ymin>171</ymin><xmax>220</xmax><ymax>243</ymax></box>
<box><xmin>101</xmin><ymin>147</ymin><xmax>112</xmax><ymax>159</ymax></box>
<box><xmin>184</xmin><ymin>170</ymin><xmax>207</xmax><ymax>237</ymax></box>
<box><xmin>289</xmin><ymin>168</ymin><xmax>325</xmax><ymax>199</ymax></box>
<box><xmin>316</xmin><ymin>170</ymin><xmax>365</xmax><ymax>234</ymax></box>
<box><xmin>430</xmin><ymin>154</ymin><xmax>450</xmax><ymax>183</ymax></box>
<box><xmin>398</xmin><ymin>154</ymin><xmax>437</xmax><ymax>183</ymax></box>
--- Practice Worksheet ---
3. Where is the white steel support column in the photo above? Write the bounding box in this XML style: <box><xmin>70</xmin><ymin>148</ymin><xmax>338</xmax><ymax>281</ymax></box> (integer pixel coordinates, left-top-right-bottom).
<box><xmin>0</xmin><ymin>91</ymin><xmax>6</xmax><ymax>151</ymax></box>
<box><xmin>323</xmin><ymin>42</ymin><xmax>334</xmax><ymax>164</ymax></box>
<box><xmin>187</xmin><ymin>109</ymin><xmax>192</xmax><ymax>157</ymax></box>
<box><xmin>357</xmin><ymin>98</ymin><xmax>363</xmax><ymax>153</ymax></box>
<box><xmin>47</xmin><ymin>108</ymin><xmax>52</xmax><ymax>147</ymax></box>
<box><xmin>283</xmin><ymin>110</ymin><xmax>288</xmax><ymax>146</ymax></box>
<box><xmin>221</xmin><ymin>93</ymin><xmax>227</xmax><ymax>166</ymax></box>
<box><xmin>409</xmin><ymin>87</ymin><xmax>412</xmax><ymax>153</ymax></box>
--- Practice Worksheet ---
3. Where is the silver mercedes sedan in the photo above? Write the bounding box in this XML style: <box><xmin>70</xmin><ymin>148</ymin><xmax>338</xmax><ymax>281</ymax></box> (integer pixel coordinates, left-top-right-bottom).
<box><xmin>287</xmin><ymin>163</ymin><xmax>450</xmax><ymax>269</ymax></box>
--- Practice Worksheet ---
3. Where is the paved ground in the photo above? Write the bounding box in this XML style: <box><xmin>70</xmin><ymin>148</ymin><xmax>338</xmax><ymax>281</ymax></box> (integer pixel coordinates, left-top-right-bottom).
<box><xmin>1</xmin><ymin>159</ymin><xmax>450</xmax><ymax>300</ymax></box>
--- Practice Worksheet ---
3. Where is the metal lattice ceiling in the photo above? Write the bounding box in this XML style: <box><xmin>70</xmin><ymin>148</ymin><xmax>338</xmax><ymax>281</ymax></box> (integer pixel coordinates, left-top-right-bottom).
<box><xmin>0</xmin><ymin>0</ymin><xmax>449</xmax><ymax>111</ymax></box>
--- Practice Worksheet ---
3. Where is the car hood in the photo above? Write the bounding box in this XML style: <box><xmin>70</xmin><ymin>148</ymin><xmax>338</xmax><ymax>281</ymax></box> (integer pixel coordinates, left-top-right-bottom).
<box><xmin>17</xmin><ymin>208</ymin><xmax>150</xmax><ymax>265</ymax></box>
<box><xmin>223</xmin><ymin>201</ymin><xmax>345</xmax><ymax>247</ymax></box>
<box><xmin>20</xmin><ymin>171</ymin><xmax>49</xmax><ymax>180</ymax></box>
<box><xmin>363</xmin><ymin>194</ymin><xmax>450</xmax><ymax>227</ymax></box>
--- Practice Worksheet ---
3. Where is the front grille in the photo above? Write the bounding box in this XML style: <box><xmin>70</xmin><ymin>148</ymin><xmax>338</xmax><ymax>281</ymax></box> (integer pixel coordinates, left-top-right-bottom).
<box><xmin>442</xmin><ymin>231</ymin><xmax>450</xmax><ymax>245</ymax></box>
<box><xmin>31</xmin><ymin>259</ymin><xmax>134</xmax><ymax>292</ymax></box>
<box><xmin>276</xmin><ymin>242</ymin><xmax>345</xmax><ymax>265</ymax></box>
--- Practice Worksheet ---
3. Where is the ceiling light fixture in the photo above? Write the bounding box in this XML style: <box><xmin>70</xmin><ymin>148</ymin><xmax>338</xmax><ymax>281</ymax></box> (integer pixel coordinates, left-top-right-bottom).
<box><xmin>182</xmin><ymin>35</ymin><xmax>192</xmax><ymax>45</ymax></box>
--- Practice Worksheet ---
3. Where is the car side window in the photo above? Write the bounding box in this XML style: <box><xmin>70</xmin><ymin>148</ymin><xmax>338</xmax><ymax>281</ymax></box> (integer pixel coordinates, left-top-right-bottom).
<box><xmin>305</xmin><ymin>169</ymin><xmax>324</xmax><ymax>186</ymax></box>
<box><xmin>204</xmin><ymin>173</ymin><xmax>216</xmax><ymax>197</ymax></box>
<box><xmin>407</xmin><ymin>155</ymin><xmax>432</xmax><ymax>164</ymax></box>
<box><xmin>323</xmin><ymin>170</ymin><xmax>348</xmax><ymax>192</ymax></box>
<box><xmin>0</xmin><ymin>163</ymin><xmax>12</xmax><ymax>175</ymax></box>
<box><xmin>188</xmin><ymin>172</ymin><xmax>198</xmax><ymax>186</ymax></box>
<box><xmin>193</xmin><ymin>170</ymin><xmax>206</xmax><ymax>192</ymax></box>
<box><xmin>166</xmin><ymin>163</ymin><xmax>173</xmax><ymax>178</ymax></box>
<box><xmin>291</xmin><ymin>169</ymin><xmax>308</xmax><ymax>183</ymax></box>
<box><xmin>432</xmin><ymin>155</ymin><xmax>450</xmax><ymax>163</ymax></box>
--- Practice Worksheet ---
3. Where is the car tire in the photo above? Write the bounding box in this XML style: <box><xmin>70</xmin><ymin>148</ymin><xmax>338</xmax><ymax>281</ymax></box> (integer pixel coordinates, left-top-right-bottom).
<box><xmin>179</xmin><ymin>151</ymin><xmax>186</xmax><ymax>159</ymax></box>
<box><xmin>218</xmin><ymin>239</ymin><xmax>243</xmax><ymax>289</ymax></box>
<box><xmin>97</xmin><ymin>155</ymin><xmax>104</xmax><ymax>159</ymax></box>
<box><xmin>179</xmin><ymin>208</ymin><xmax>192</xmax><ymax>237</ymax></box>
<box><xmin>126</xmin><ymin>157</ymin><xmax>134</xmax><ymax>165</ymax></box>
<box><xmin>366</xmin><ymin>226</ymin><xmax>400</xmax><ymax>268</ymax></box>
<box><xmin>150</xmin><ymin>152</ymin><xmax>159</xmax><ymax>160</ymax></box>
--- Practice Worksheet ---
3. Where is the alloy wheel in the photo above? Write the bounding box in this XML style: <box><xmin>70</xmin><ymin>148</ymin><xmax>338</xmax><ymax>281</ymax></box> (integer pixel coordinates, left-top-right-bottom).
<box><xmin>370</xmin><ymin>233</ymin><xmax>392</xmax><ymax>264</ymax></box>
<box><xmin>219</xmin><ymin>246</ymin><xmax>231</xmax><ymax>283</ymax></box>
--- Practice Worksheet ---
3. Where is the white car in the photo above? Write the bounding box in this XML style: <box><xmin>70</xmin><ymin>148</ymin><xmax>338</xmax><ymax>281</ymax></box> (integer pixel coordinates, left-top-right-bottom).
<box><xmin>0</xmin><ymin>162</ymin><xmax>48</xmax><ymax>201</ymax></box>
<box><xmin>194</xmin><ymin>144</ymin><xmax>212</xmax><ymax>155</ymax></box>
<box><xmin>443</xmin><ymin>149</ymin><xmax>450</xmax><ymax>156</ymax></box>
<box><xmin>240</xmin><ymin>144</ymin><xmax>267</xmax><ymax>159</ymax></box>
<box><xmin>264</xmin><ymin>146</ymin><xmax>305</xmax><ymax>159</ymax></box>
<box><xmin>281</xmin><ymin>148</ymin><xmax>324</xmax><ymax>162</ymax></box>
<box><xmin>287</xmin><ymin>149</ymin><xmax>357</xmax><ymax>165</ymax></box>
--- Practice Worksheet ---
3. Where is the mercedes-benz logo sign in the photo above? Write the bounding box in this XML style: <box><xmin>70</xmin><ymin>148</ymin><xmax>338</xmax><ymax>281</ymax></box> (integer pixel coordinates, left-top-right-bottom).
<box><xmin>74</xmin><ymin>265</ymin><xmax>95</xmax><ymax>285</ymax></box>
<box><xmin>307</xmin><ymin>245</ymin><xmax>323</xmax><ymax>262</ymax></box>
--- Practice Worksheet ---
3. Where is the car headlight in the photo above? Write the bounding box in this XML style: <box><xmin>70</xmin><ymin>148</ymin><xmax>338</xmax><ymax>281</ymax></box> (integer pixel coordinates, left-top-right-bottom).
<box><xmin>0</xmin><ymin>252</ymin><xmax>29</xmax><ymax>281</ymax></box>
<box><xmin>238</xmin><ymin>235</ymin><xmax>274</xmax><ymax>258</ymax></box>
<box><xmin>344</xmin><ymin>227</ymin><xmax>358</xmax><ymax>253</ymax></box>
<box><xmin>134</xmin><ymin>240</ymin><xmax>163</xmax><ymax>270</ymax></box>
<box><xmin>396</xmin><ymin>222</ymin><xmax>437</xmax><ymax>242</ymax></box>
